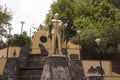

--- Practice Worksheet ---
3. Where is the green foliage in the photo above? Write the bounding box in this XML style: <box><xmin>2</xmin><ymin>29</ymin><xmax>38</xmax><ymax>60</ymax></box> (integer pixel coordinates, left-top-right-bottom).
<box><xmin>45</xmin><ymin>0</ymin><xmax>120</xmax><ymax>60</ymax></box>
<box><xmin>73</xmin><ymin>0</ymin><xmax>120</xmax><ymax>60</ymax></box>
<box><xmin>0</xmin><ymin>5</ymin><xmax>12</xmax><ymax>36</ymax></box>
<box><xmin>45</xmin><ymin>0</ymin><xmax>76</xmax><ymax>40</ymax></box>
<box><xmin>0</xmin><ymin>40</ymin><xmax>7</xmax><ymax>49</ymax></box>
<box><xmin>38</xmin><ymin>24</ymin><xmax>48</xmax><ymax>30</ymax></box>
<box><xmin>107</xmin><ymin>0</ymin><xmax>120</xmax><ymax>8</ymax></box>
<box><xmin>8</xmin><ymin>31</ymin><xmax>32</xmax><ymax>47</ymax></box>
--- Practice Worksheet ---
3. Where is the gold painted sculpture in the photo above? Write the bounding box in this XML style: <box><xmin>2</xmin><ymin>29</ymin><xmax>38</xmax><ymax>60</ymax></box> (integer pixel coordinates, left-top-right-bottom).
<box><xmin>48</xmin><ymin>12</ymin><xmax>64</xmax><ymax>55</ymax></box>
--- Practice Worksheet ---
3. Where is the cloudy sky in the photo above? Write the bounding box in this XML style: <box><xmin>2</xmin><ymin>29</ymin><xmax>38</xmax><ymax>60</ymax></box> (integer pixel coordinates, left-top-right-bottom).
<box><xmin>0</xmin><ymin>0</ymin><xmax>56</xmax><ymax>36</ymax></box>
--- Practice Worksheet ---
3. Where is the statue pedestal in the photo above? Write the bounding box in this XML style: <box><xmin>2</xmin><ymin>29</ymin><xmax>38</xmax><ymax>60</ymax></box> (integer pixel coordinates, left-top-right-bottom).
<box><xmin>41</xmin><ymin>55</ymin><xmax>71</xmax><ymax>80</ymax></box>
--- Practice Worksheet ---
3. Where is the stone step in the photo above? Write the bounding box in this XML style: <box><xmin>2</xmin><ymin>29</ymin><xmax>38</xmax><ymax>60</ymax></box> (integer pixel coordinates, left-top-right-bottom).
<box><xmin>20</xmin><ymin>67</ymin><xmax>43</xmax><ymax>70</ymax></box>
<box><xmin>69</xmin><ymin>60</ymin><xmax>85</xmax><ymax>80</ymax></box>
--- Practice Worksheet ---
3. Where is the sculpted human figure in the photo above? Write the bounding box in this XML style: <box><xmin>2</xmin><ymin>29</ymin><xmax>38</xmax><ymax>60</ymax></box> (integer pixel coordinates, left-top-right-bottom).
<box><xmin>48</xmin><ymin>13</ymin><xmax>64</xmax><ymax>55</ymax></box>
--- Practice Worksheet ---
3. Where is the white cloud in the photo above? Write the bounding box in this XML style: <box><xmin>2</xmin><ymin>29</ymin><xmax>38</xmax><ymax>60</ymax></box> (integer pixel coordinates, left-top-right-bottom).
<box><xmin>0</xmin><ymin>0</ymin><xmax>54</xmax><ymax>35</ymax></box>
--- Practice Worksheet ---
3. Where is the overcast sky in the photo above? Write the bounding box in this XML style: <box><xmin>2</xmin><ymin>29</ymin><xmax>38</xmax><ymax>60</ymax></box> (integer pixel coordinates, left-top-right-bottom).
<box><xmin>0</xmin><ymin>0</ymin><xmax>56</xmax><ymax>36</ymax></box>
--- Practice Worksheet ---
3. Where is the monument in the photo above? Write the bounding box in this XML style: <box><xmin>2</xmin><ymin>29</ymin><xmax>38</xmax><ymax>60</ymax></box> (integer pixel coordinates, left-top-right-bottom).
<box><xmin>47</xmin><ymin>12</ymin><xmax>64</xmax><ymax>55</ymax></box>
<box><xmin>41</xmin><ymin>12</ymin><xmax>71</xmax><ymax>80</ymax></box>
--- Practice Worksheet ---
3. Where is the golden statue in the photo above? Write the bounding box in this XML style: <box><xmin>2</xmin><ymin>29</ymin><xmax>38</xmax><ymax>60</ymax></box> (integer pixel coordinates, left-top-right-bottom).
<box><xmin>48</xmin><ymin>12</ymin><xmax>64</xmax><ymax>55</ymax></box>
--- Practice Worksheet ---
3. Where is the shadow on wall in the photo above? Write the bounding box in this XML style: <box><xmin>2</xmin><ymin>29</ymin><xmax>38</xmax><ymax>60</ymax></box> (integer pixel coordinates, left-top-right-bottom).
<box><xmin>39</xmin><ymin>43</ymin><xmax>48</xmax><ymax>56</ymax></box>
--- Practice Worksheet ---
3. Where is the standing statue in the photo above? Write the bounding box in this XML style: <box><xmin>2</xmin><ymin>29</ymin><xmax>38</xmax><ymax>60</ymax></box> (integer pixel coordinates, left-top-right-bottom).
<box><xmin>48</xmin><ymin>12</ymin><xmax>64</xmax><ymax>55</ymax></box>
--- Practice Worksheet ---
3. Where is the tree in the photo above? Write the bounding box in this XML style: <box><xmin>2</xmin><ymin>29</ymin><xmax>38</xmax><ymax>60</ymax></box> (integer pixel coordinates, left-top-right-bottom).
<box><xmin>73</xmin><ymin>0</ymin><xmax>120</xmax><ymax>60</ymax></box>
<box><xmin>107</xmin><ymin>0</ymin><xmax>120</xmax><ymax>8</ymax></box>
<box><xmin>45</xmin><ymin>0</ymin><xmax>76</xmax><ymax>40</ymax></box>
<box><xmin>45</xmin><ymin>0</ymin><xmax>120</xmax><ymax>60</ymax></box>
<box><xmin>0</xmin><ymin>5</ymin><xmax>12</xmax><ymax>48</ymax></box>
<box><xmin>0</xmin><ymin>5</ymin><xmax>12</xmax><ymax>36</ymax></box>
<box><xmin>8</xmin><ymin>31</ymin><xmax>32</xmax><ymax>47</ymax></box>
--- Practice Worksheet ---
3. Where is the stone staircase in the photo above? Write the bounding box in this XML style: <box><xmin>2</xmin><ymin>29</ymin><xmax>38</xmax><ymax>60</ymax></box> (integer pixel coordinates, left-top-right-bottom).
<box><xmin>18</xmin><ymin>47</ymin><xmax>45</xmax><ymax>80</ymax></box>
<box><xmin>3</xmin><ymin>58</ymin><xmax>19</xmax><ymax>80</ymax></box>
<box><xmin>69</xmin><ymin>60</ymin><xmax>85</xmax><ymax>80</ymax></box>
<box><xmin>19</xmin><ymin>55</ymin><xmax>44</xmax><ymax>80</ymax></box>
<box><xmin>2</xmin><ymin>47</ymin><xmax>45</xmax><ymax>80</ymax></box>
<box><xmin>2</xmin><ymin>47</ymin><xmax>85</xmax><ymax>80</ymax></box>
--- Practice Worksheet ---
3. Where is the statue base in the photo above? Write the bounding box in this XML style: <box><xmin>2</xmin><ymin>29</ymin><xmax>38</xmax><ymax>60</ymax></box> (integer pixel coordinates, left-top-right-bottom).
<box><xmin>41</xmin><ymin>55</ymin><xmax>71</xmax><ymax>80</ymax></box>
